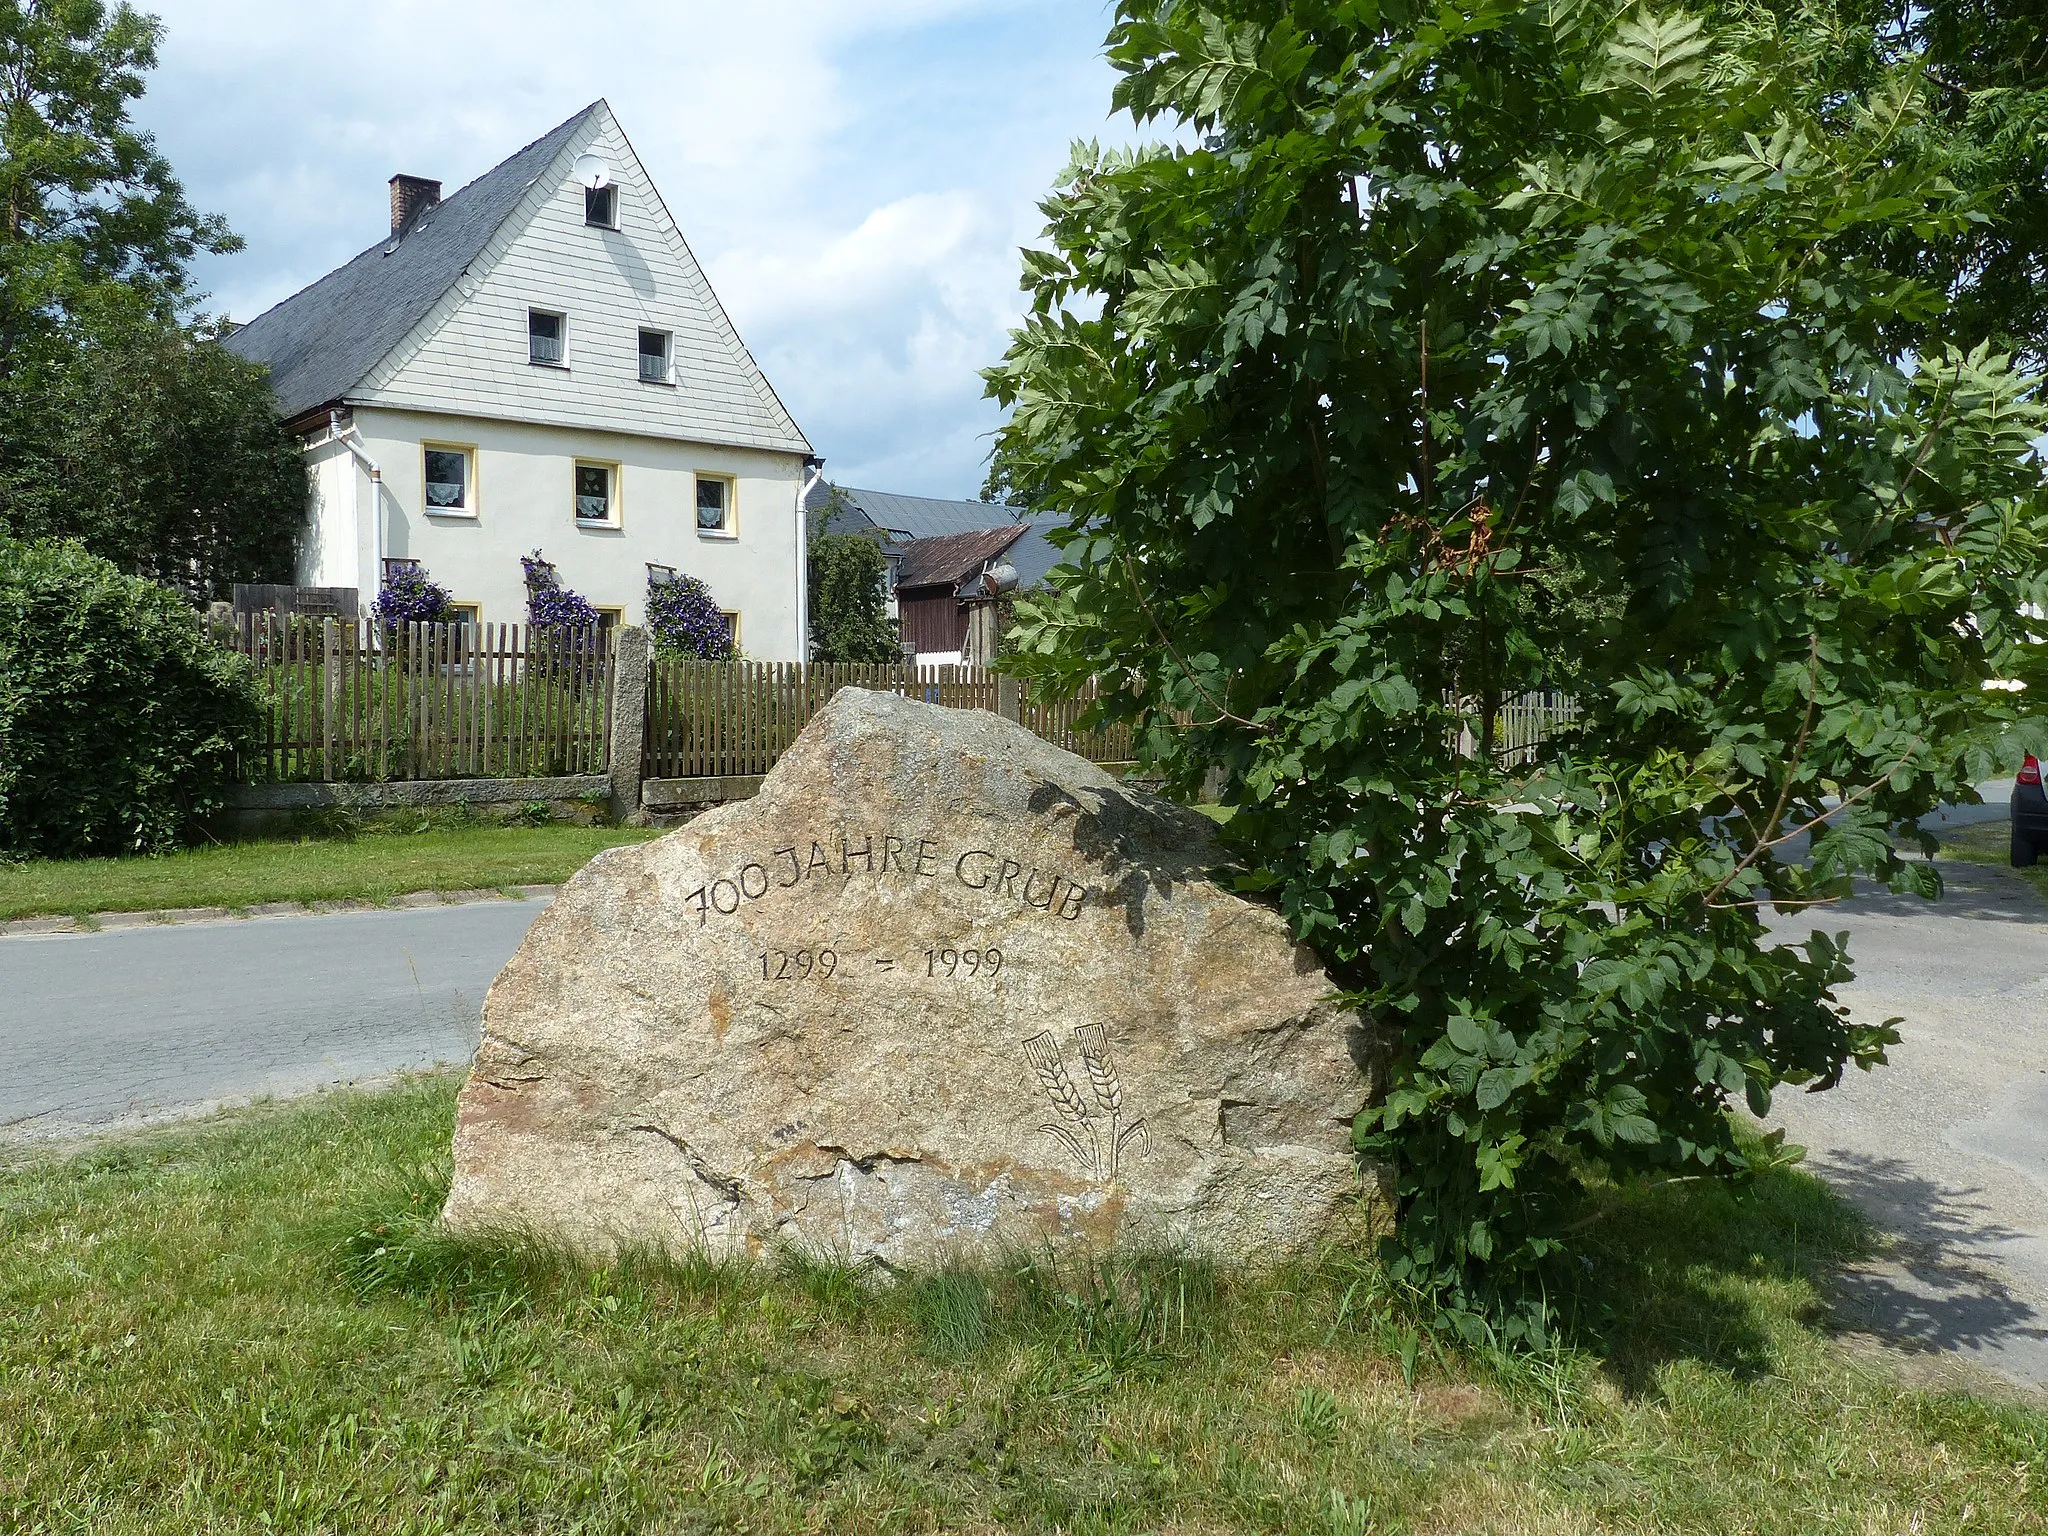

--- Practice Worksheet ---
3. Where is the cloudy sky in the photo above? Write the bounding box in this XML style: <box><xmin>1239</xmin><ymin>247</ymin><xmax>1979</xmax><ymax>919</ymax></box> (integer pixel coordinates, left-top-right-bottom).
<box><xmin>131</xmin><ymin>1</ymin><xmax>1131</xmax><ymax>498</ymax></box>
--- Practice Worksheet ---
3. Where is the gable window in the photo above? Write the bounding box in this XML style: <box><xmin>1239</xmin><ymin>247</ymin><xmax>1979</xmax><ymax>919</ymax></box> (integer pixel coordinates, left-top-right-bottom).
<box><xmin>528</xmin><ymin>309</ymin><xmax>565</xmax><ymax>366</ymax></box>
<box><xmin>638</xmin><ymin>328</ymin><xmax>672</xmax><ymax>384</ymax></box>
<box><xmin>422</xmin><ymin>445</ymin><xmax>473</xmax><ymax>515</ymax></box>
<box><xmin>575</xmin><ymin>461</ymin><xmax>617</xmax><ymax>525</ymax></box>
<box><xmin>696</xmin><ymin>474</ymin><xmax>734</xmax><ymax>536</ymax></box>
<box><xmin>585</xmin><ymin>183</ymin><xmax>617</xmax><ymax>228</ymax></box>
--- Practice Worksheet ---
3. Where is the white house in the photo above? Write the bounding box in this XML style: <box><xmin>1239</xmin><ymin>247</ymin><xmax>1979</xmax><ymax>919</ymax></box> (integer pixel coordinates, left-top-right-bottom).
<box><xmin>228</xmin><ymin>101</ymin><xmax>816</xmax><ymax>657</ymax></box>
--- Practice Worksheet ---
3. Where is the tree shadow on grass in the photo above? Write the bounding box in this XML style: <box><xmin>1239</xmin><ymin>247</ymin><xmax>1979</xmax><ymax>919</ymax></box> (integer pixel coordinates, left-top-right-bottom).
<box><xmin>1554</xmin><ymin>1158</ymin><xmax>1879</xmax><ymax>1397</ymax></box>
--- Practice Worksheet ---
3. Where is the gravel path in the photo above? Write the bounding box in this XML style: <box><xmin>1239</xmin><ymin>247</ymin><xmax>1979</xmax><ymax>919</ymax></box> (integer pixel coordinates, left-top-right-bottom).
<box><xmin>1768</xmin><ymin>857</ymin><xmax>2048</xmax><ymax>1395</ymax></box>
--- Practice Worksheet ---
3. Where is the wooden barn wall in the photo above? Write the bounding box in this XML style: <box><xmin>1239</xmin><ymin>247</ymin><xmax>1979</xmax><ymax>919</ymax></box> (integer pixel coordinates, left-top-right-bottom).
<box><xmin>898</xmin><ymin>587</ymin><xmax>966</xmax><ymax>654</ymax></box>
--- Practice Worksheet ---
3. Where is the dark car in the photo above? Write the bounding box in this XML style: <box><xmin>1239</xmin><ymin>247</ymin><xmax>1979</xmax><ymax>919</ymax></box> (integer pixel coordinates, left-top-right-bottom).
<box><xmin>2014</xmin><ymin>755</ymin><xmax>2048</xmax><ymax>866</ymax></box>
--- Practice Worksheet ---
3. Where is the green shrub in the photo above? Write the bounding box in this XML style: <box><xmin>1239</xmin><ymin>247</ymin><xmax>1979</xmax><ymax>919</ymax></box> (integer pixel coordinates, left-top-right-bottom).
<box><xmin>0</xmin><ymin>537</ymin><xmax>259</xmax><ymax>857</ymax></box>
<box><xmin>807</xmin><ymin>532</ymin><xmax>901</xmax><ymax>663</ymax></box>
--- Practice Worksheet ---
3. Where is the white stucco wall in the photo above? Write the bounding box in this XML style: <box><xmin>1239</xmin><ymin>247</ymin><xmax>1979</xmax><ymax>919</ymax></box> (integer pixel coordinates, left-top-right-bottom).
<box><xmin>346</xmin><ymin>406</ymin><xmax>805</xmax><ymax>657</ymax></box>
<box><xmin>298</xmin><ymin>437</ymin><xmax>363</xmax><ymax>591</ymax></box>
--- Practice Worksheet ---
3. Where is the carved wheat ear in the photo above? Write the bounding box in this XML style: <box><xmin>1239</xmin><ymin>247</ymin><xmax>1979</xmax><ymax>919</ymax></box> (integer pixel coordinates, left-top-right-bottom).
<box><xmin>1022</xmin><ymin>1031</ymin><xmax>1091</xmax><ymax>1122</ymax></box>
<box><xmin>1073</xmin><ymin>1022</ymin><xmax>1122</xmax><ymax>1114</ymax></box>
<box><xmin>1113</xmin><ymin>1117</ymin><xmax>1150</xmax><ymax>1160</ymax></box>
<box><xmin>1037</xmin><ymin>1122</ymin><xmax>1091</xmax><ymax>1168</ymax></box>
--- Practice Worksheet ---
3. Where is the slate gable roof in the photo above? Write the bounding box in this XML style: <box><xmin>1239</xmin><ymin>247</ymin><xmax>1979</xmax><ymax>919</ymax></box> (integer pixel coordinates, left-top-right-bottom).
<box><xmin>225</xmin><ymin>105</ymin><xmax>602</xmax><ymax>423</ymax></box>
<box><xmin>1001</xmin><ymin>514</ymin><xmax>1066</xmax><ymax>592</ymax></box>
<box><xmin>894</xmin><ymin>526</ymin><xmax>1029</xmax><ymax>593</ymax></box>
<box><xmin>813</xmin><ymin>484</ymin><xmax>1027</xmax><ymax>543</ymax></box>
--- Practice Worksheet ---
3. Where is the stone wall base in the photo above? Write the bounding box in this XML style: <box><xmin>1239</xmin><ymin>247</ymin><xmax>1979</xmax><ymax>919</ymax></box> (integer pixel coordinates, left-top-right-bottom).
<box><xmin>220</xmin><ymin>777</ymin><xmax>613</xmax><ymax>837</ymax></box>
<box><xmin>639</xmin><ymin>776</ymin><xmax>766</xmax><ymax>826</ymax></box>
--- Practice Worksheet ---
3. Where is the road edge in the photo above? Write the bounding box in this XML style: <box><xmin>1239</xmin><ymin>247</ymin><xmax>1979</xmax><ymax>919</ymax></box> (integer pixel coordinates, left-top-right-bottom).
<box><xmin>0</xmin><ymin>885</ymin><xmax>560</xmax><ymax>938</ymax></box>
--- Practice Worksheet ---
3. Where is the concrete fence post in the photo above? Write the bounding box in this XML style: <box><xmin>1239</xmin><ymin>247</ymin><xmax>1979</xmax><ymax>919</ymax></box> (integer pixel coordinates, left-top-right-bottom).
<box><xmin>609</xmin><ymin>626</ymin><xmax>652</xmax><ymax>823</ymax></box>
<box><xmin>996</xmin><ymin>673</ymin><xmax>1022</xmax><ymax>724</ymax></box>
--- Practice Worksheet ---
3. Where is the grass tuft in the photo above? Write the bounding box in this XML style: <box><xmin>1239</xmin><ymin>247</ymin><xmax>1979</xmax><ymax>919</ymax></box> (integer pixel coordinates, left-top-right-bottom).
<box><xmin>902</xmin><ymin>1267</ymin><xmax>995</xmax><ymax>1360</ymax></box>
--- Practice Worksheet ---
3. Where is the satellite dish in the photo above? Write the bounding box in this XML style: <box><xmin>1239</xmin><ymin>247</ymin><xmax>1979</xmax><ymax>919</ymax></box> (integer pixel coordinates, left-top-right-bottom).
<box><xmin>573</xmin><ymin>153</ymin><xmax>611</xmax><ymax>190</ymax></box>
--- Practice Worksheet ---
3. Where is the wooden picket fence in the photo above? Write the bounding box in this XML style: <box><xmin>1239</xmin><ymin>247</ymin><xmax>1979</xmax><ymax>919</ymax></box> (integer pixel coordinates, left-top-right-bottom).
<box><xmin>217</xmin><ymin>622</ymin><xmax>1577</xmax><ymax>790</ymax></box>
<box><xmin>221</xmin><ymin>615</ymin><xmax>614</xmax><ymax>783</ymax></box>
<box><xmin>1018</xmin><ymin>690</ymin><xmax>1136</xmax><ymax>766</ymax></box>
<box><xmin>642</xmin><ymin>659</ymin><xmax>1133</xmax><ymax>779</ymax></box>
<box><xmin>1492</xmin><ymin>690</ymin><xmax>1581</xmax><ymax>766</ymax></box>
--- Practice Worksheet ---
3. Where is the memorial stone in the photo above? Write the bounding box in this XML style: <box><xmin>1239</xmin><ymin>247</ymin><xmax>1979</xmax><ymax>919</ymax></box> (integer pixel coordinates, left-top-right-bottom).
<box><xmin>444</xmin><ymin>688</ymin><xmax>1377</xmax><ymax>1265</ymax></box>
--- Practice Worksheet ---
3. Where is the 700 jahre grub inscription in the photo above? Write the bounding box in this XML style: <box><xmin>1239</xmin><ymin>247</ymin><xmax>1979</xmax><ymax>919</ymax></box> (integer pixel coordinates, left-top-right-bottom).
<box><xmin>444</xmin><ymin>687</ymin><xmax>1376</xmax><ymax>1269</ymax></box>
<box><xmin>686</xmin><ymin>829</ymin><xmax>1091</xmax><ymax>926</ymax></box>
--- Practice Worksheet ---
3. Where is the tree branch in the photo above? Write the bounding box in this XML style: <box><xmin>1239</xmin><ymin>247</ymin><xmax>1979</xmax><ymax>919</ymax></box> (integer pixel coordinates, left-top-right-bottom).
<box><xmin>1702</xmin><ymin>636</ymin><xmax>1821</xmax><ymax>907</ymax></box>
<box><xmin>1417</xmin><ymin>317</ymin><xmax>1432</xmax><ymax>523</ymax></box>
<box><xmin>1121</xmin><ymin>552</ymin><xmax>1260</xmax><ymax>730</ymax></box>
<box><xmin>1704</xmin><ymin>733</ymin><xmax>1926</xmax><ymax>910</ymax></box>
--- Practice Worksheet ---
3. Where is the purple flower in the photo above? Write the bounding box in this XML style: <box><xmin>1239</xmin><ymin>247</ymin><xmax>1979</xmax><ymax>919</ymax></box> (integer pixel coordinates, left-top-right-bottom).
<box><xmin>646</xmin><ymin>569</ymin><xmax>732</xmax><ymax>659</ymax></box>
<box><xmin>373</xmin><ymin>563</ymin><xmax>453</xmax><ymax>626</ymax></box>
<box><xmin>522</xmin><ymin>550</ymin><xmax>599</xmax><ymax>630</ymax></box>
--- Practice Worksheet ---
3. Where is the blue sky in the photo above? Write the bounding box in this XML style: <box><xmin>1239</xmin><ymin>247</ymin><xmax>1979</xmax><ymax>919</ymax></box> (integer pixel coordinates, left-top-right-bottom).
<box><xmin>132</xmin><ymin>1</ymin><xmax>1131</xmax><ymax>498</ymax></box>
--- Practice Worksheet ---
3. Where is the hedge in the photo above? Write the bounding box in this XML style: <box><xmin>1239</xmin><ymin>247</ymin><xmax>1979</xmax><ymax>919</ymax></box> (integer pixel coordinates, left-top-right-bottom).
<box><xmin>0</xmin><ymin>537</ymin><xmax>259</xmax><ymax>857</ymax></box>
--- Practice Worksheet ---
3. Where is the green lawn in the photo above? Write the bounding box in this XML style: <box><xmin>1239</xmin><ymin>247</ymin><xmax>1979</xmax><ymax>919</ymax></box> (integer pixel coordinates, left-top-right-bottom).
<box><xmin>0</xmin><ymin>823</ymin><xmax>663</xmax><ymax>920</ymax></box>
<box><xmin>1</xmin><ymin>1078</ymin><xmax>2039</xmax><ymax>1533</ymax></box>
<box><xmin>1932</xmin><ymin>817</ymin><xmax>2045</xmax><ymax>886</ymax></box>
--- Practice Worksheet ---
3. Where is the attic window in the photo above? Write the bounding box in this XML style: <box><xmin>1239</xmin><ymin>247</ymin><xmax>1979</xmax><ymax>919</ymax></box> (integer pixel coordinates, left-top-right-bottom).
<box><xmin>638</xmin><ymin>329</ymin><xmax>671</xmax><ymax>384</ymax></box>
<box><xmin>528</xmin><ymin>309</ymin><xmax>565</xmax><ymax>366</ymax></box>
<box><xmin>585</xmin><ymin>184</ymin><xmax>617</xmax><ymax>227</ymax></box>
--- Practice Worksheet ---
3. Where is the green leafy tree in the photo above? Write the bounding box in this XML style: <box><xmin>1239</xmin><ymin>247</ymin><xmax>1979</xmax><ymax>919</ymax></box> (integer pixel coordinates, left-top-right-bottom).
<box><xmin>1</xmin><ymin>311</ymin><xmax>303</xmax><ymax>597</ymax></box>
<box><xmin>1828</xmin><ymin>0</ymin><xmax>2048</xmax><ymax>366</ymax></box>
<box><xmin>0</xmin><ymin>0</ymin><xmax>236</xmax><ymax>357</ymax></box>
<box><xmin>808</xmin><ymin>529</ymin><xmax>901</xmax><ymax>663</ymax></box>
<box><xmin>978</xmin><ymin>458</ymin><xmax>1048</xmax><ymax>511</ymax></box>
<box><xmin>0</xmin><ymin>2</ymin><xmax>301</xmax><ymax>597</ymax></box>
<box><xmin>988</xmin><ymin>0</ymin><xmax>2048</xmax><ymax>1334</ymax></box>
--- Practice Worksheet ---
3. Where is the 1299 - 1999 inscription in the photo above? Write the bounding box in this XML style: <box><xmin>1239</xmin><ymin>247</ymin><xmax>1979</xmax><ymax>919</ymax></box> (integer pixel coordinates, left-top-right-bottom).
<box><xmin>754</xmin><ymin>945</ymin><xmax>1005</xmax><ymax>984</ymax></box>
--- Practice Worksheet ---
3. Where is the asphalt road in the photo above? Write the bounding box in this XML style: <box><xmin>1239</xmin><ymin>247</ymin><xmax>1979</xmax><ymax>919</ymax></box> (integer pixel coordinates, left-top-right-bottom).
<box><xmin>0</xmin><ymin>900</ymin><xmax>543</xmax><ymax>1143</ymax></box>
<box><xmin>1768</xmin><ymin>857</ymin><xmax>2048</xmax><ymax>1396</ymax></box>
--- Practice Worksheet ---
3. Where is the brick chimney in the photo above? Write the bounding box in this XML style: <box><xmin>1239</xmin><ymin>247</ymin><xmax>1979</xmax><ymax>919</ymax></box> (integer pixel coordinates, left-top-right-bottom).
<box><xmin>388</xmin><ymin>174</ymin><xmax>441</xmax><ymax>235</ymax></box>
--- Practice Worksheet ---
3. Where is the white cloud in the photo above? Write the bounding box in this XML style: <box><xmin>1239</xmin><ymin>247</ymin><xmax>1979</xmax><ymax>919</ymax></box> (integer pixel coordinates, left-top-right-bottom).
<box><xmin>132</xmin><ymin>0</ymin><xmax>1129</xmax><ymax>495</ymax></box>
<box><xmin>718</xmin><ymin>189</ymin><xmax>1027</xmax><ymax>488</ymax></box>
